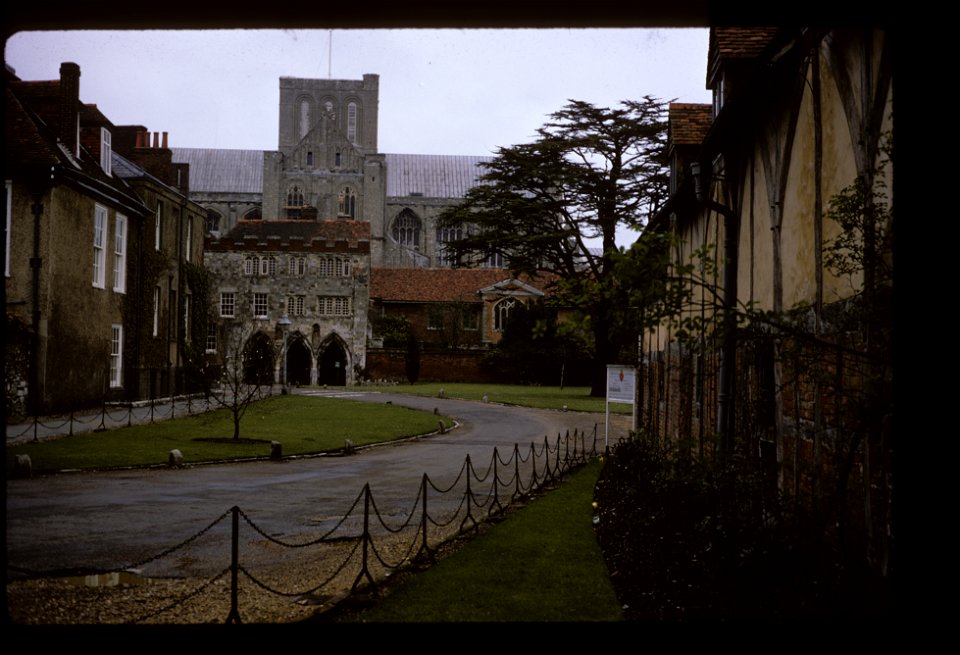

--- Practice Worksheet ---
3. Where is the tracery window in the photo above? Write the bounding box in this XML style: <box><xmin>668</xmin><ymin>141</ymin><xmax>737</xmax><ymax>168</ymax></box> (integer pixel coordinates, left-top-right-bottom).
<box><xmin>494</xmin><ymin>298</ymin><xmax>518</xmax><ymax>332</ymax></box>
<box><xmin>436</xmin><ymin>223</ymin><xmax>464</xmax><ymax>267</ymax></box>
<box><xmin>392</xmin><ymin>210</ymin><xmax>421</xmax><ymax>249</ymax></box>
<box><xmin>286</xmin><ymin>186</ymin><xmax>305</xmax><ymax>220</ymax></box>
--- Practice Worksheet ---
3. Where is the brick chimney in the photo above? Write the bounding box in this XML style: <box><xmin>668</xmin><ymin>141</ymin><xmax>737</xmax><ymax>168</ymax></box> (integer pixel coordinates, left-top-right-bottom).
<box><xmin>58</xmin><ymin>62</ymin><xmax>80</xmax><ymax>156</ymax></box>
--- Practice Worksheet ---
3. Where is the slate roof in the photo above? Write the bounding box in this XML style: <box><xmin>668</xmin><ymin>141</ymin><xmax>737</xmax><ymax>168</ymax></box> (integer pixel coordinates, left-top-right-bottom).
<box><xmin>669</xmin><ymin>103</ymin><xmax>713</xmax><ymax>147</ymax></box>
<box><xmin>384</xmin><ymin>154</ymin><xmax>491</xmax><ymax>198</ymax></box>
<box><xmin>170</xmin><ymin>148</ymin><xmax>264</xmax><ymax>194</ymax></box>
<box><xmin>168</xmin><ymin>149</ymin><xmax>490</xmax><ymax>199</ymax></box>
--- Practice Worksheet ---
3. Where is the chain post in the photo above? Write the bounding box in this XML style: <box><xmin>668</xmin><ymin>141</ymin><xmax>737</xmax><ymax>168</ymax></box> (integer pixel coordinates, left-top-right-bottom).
<box><xmin>127</xmin><ymin>405</ymin><xmax>132</xmax><ymax>427</ymax></box>
<box><xmin>414</xmin><ymin>474</ymin><xmax>434</xmax><ymax>564</ymax></box>
<box><xmin>32</xmin><ymin>415</ymin><xmax>39</xmax><ymax>443</ymax></box>
<box><xmin>69</xmin><ymin>410</ymin><xmax>74</xmax><ymax>437</ymax></box>
<box><xmin>459</xmin><ymin>454</ymin><xmax>478</xmax><ymax>534</ymax></box>
<box><xmin>352</xmin><ymin>483</ymin><xmax>376</xmax><ymax>592</ymax></box>
<box><xmin>225</xmin><ymin>506</ymin><xmax>242</xmax><ymax>624</ymax></box>
<box><xmin>97</xmin><ymin>399</ymin><xmax>107</xmax><ymax>431</ymax></box>
<box><xmin>513</xmin><ymin>443</ymin><xmax>522</xmax><ymax>499</ymax></box>
<box><xmin>490</xmin><ymin>447</ymin><xmax>503</xmax><ymax>516</ymax></box>
<box><xmin>150</xmin><ymin>398</ymin><xmax>155</xmax><ymax>423</ymax></box>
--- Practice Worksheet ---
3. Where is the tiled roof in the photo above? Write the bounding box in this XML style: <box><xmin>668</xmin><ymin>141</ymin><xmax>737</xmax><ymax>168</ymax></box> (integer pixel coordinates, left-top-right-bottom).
<box><xmin>170</xmin><ymin>148</ymin><xmax>263</xmax><ymax>194</ymax></box>
<box><xmin>218</xmin><ymin>219</ymin><xmax>370</xmax><ymax>243</ymax></box>
<box><xmin>371</xmin><ymin>268</ymin><xmax>516</xmax><ymax>303</ymax></box>
<box><xmin>669</xmin><ymin>103</ymin><xmax>713</xmax><ymax>147</ymax></box>
<box><xmin>712</xmin><ymin>27</ymin><xmax>780</xmax><ymax>60</ymax></box>
<box><xmin>385</xmin><ymin>154</ymin><xmax>491</xmax><ymax>198</ymax></box>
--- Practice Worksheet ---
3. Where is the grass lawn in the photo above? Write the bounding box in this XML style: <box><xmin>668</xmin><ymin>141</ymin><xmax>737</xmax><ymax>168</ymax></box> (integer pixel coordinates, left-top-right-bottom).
<box><xmin>6</xmin><ymin>395</ymin><xmax>454</xmax><ymax>474</ymax></box>
<box><xmin>330</xmin><ymin>458</ymin><xmax>622</xmax><ymax>623</ymax></box>
<box><xmin>375</xmin><ymin>382</ymin><xmax>632</xmax><ymax>414</ymax></box>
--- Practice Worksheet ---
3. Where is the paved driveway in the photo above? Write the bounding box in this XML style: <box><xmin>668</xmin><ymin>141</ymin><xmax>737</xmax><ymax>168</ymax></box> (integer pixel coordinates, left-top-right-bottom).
<box><xmin>6</xmin><ymin>391</ymin><xmax>630</xmax><ymax>579</ymax></box>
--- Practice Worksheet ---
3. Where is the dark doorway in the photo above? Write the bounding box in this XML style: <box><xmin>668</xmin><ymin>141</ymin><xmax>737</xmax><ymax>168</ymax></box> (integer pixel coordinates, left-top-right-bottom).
<box><xmin>286</xmin><ymin>338</ymin><xmax>312</xmax><ymax>386</ymax></box>
<box><xmin>318</xmin><ymin>339</ymin><xmax>347</xmax><ymax>386</ymax></box>
<box><xmin>244</xmin><ymin>332</ymin><xmax>275</xmax><ymax>385</ymax></box>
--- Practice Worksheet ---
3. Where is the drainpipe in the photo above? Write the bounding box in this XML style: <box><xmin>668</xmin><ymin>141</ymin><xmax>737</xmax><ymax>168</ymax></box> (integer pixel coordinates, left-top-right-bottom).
<box><xmin>691</xmin><ymin>160</ymin><xmax>740</xmax><ymax>455</ymax></box>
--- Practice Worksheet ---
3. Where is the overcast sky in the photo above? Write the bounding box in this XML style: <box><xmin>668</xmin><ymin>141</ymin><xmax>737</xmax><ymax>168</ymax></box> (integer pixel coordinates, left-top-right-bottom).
<box><xmin>4</xmin><ymin>28</ymin><xmax>712</xmax><ymax>156</ymax></box>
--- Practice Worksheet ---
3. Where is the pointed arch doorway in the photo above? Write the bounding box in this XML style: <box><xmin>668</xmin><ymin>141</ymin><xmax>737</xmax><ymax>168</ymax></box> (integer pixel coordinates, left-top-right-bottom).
<box><xmin>243</xmin><ymin>332</ymin><xmax>275</xmax><ymax>385</ymax></box>
<box><xmin>318</xmin><ymin>339</ymin><xmax>348</xmax><ymax>386</ymax></box>
<box><xmin>286</xmin><ymin>338</ymin><xmax>312</xmax><ymax>387</ymax></box>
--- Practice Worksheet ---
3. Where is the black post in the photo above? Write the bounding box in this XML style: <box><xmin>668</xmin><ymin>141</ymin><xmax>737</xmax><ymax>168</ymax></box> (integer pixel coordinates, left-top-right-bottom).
<box><xmin>415</xmin><ymin>474</ymin><xmax>433</xmax><ymax>563</ymax></box>
<box><xmin>352</xmin><ymin>484</ymin><xmax>377</xmax><ymax>592</ymax></box>
<box><xmin>513</xmin><ymin>444</ymin><xmax>522</xmax><ymax>500</ymax></box>
<box><xmin>226</xmin><ymin>506</ymin><xmax>242</xmax><ymax>624</ymax></box>
<box><xmin>489</xmin><ymin>447</ymin><xmax>503</xmax><ymax>516</ymax></box>
<box><xmin>459</xmin><ymin>455</ymin><xmax>478</xmax><ymax>534</ymax></box>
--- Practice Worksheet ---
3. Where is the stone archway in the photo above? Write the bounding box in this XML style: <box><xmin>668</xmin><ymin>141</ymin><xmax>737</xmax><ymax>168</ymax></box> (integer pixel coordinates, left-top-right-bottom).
<box><xmin>243</xmin><ymin>331</ymin><xmax>275</xmax><ymax>385</ymax></box>
<box><xmin>317</xmin><ymin>338</ymin><xmax>348</xmax><ymax>386</ymax></box>
<box><xmin>286</xmin><ymin>337</ymin><xmax>312</xmax><ymax>387</ymax></box>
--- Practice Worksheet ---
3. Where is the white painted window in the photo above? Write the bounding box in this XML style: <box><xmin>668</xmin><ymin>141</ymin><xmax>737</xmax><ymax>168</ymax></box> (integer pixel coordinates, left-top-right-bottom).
<box><xmin>206</xmin><ymin>321</ymin><xmax>217</xmax><ymax>353</ymax></box>
<box><xmin>220</xmin><ymin>292</ymin><xmax>235</xmax><ymax>318</ymax></box>
<box><xmin>113</xmin><ymin>214</ymin><xmax>127</xmax><ymax>293</ymax></box>
<box><xmin>244</xmin><ymin>257</ymin><xmax>253</xmax><ymax>276</ymax></box>
<box><xmin>100</xmin><ymin>127</ymin><xmax>112</xmax><ymax>177</ymax></box>
<box><xmin>154</xmin><ymin>203</ymin><xmax>162</xmax><ymax>251</ymax></box>
<box><xmin>109</xmin><ymin>324</ymin><xmax>123</xmax><ymax>388</ymax></box>
<box><xmin>253</xmin><ymin>292</ymin><xmax>268</xmax><ymax>318</ymax></box>
<box><xmin>93</xmin><ymin>204</ymin><xmax>107</xmax><ymax>288</ymax></box>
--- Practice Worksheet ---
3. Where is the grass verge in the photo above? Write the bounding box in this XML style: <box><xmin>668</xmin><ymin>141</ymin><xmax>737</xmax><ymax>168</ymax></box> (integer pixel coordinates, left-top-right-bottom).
<box><xmin>6</xmin><ymin>395</ymin><xmax>454</xmax><ymax>474</ymax></box>
<box><xmin>326</xmin><ymin>458</ymin><xmax>622</xmax><ymax>623</ymax></box>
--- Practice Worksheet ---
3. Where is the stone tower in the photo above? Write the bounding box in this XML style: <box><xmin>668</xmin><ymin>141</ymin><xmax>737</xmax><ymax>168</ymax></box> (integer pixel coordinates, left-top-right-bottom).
<box><xmin>262</xmin><ymin>74</ymin><xmax>386</xmax><ymax>226</ymax></box>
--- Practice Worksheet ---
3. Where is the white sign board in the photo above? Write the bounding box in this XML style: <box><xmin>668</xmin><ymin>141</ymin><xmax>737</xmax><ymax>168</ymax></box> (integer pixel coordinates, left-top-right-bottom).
<box><xmin>606</xmin><ymin>366</ymin><xmax>636</xmax><ymax>404</ymax></box>
<box><xmin>604</xmin><ymin>365</ymin><xmax>637</xmax><ymax>451</ymax></box>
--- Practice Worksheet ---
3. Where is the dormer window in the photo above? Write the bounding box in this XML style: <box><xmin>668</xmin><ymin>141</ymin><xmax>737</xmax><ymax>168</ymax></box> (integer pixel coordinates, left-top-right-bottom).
<box><xmin>712</xmin><ymin>77</ymin><xmax>724</xmax><ymax>119</ymax></box>
<box><xmin>100</xmin><ymin>127</ymin><xmax>112</xmax><ymax>176</ymax></box>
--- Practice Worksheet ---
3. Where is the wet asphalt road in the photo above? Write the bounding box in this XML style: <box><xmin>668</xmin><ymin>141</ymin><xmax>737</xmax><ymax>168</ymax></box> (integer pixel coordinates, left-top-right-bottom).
<box><xmin>6</xmin><ymin>391</ymin><xmax>627</xmax><ymax>579</ymax></box>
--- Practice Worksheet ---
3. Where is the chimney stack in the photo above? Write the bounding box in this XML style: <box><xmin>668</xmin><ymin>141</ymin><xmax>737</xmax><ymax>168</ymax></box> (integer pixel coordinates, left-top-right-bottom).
<box><xmin>152</xmin><ymin>132</ymin><xmax>159</xmax><ymax>148</ymax></box>
<box><xmin>58</xmin><ymin>62</ymin><xmax>80</xmax><ymax>156</ymax></box>
<box><xmin>162</xmin><ymin>132</ymin><xmax>168</xmax><ymax>148</ymax></box>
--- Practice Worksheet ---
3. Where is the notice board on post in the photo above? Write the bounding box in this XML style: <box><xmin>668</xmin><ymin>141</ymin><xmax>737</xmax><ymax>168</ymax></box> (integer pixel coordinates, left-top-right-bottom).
<box><xmin>605</xmin><ymin>365</ymin><xmax>637</xmax><ymax>451</ymax></box>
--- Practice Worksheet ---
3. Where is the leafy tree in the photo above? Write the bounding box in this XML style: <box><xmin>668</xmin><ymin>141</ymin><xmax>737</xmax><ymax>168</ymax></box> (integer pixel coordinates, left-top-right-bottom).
<box><xmin>481</xmin><ymin>299</ymin><xmax>592</xmax><ymax>387</ymax></box>
<box><xmin>437</xmin><ymin>97</ymin><xmax>670</xmax><ymax>395</ymax></box>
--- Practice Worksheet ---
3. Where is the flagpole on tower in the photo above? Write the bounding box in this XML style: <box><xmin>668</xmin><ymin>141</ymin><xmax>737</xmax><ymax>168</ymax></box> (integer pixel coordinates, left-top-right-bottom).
<box><xmin>328</xmin><ymin>30</ymin><xmax>332</xmax><ymax>78</ymax></box>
